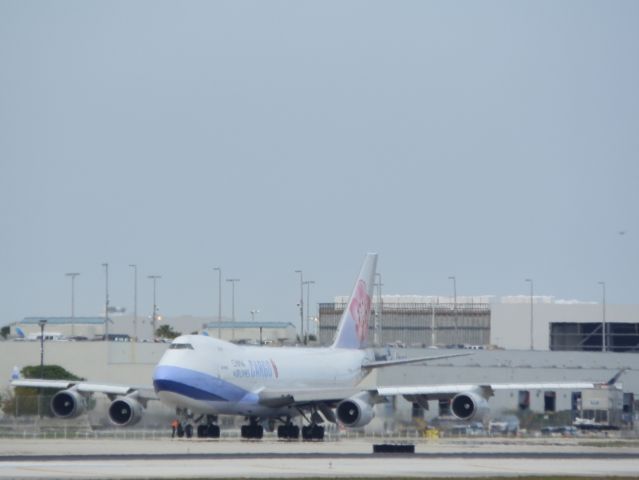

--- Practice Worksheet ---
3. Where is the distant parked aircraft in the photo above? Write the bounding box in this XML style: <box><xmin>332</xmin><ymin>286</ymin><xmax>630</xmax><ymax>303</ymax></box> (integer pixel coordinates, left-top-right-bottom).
<box><xmin>14</xmin><ymin>327</ymin><xmax>65</xmax><ymax>341</ymax></box>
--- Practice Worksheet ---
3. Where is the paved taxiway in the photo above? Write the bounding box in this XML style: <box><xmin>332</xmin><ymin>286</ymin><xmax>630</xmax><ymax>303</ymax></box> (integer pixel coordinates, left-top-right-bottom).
<box><xmin>1</xmin><ymin>437</ymin><xmax>638</xmax><ymax>478</ymax></box>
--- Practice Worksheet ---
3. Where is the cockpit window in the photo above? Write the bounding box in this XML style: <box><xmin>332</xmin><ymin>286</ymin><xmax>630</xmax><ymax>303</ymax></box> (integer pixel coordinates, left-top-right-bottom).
<box><xmin>169</xmin><ymin>343</ymin><xmax>193</xmax><ymax>350</ymax></box>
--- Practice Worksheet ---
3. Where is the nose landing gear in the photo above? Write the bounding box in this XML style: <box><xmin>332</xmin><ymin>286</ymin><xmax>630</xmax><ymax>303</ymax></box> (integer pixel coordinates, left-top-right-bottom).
<box><xmin>175</xmin><ymin>410</ymin><xmax>220</xmax><ymax>439</ymax></box>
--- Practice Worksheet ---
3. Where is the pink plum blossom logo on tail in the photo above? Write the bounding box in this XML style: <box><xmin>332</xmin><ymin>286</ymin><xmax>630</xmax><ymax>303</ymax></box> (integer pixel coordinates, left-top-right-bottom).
<box><xmin>350</xmin><ymin>280</ymin><xmax>372</xmax><ymax>343</ymax></box>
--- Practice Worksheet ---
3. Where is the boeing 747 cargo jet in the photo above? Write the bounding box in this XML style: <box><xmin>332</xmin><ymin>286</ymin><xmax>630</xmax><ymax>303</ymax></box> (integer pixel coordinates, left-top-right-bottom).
<box><xmin>12</xmin><ymin>253</ymin><xmax>623</xmax><ymax>440</ymax></box>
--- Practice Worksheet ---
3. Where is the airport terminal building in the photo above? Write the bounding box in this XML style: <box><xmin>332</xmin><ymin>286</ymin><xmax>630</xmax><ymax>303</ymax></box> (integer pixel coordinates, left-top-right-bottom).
<box><xmin>319</xmin><ymin>295</ymin><xmax>639</xmax><ymax>352</ymax></box>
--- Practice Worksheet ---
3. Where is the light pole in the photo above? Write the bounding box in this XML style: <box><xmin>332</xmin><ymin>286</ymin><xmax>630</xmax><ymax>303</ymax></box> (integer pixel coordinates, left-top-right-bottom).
<box><xmin>102</xmin><ymin>263</ymin><xmax>110</xmax><ymax>340</ymax></box>
<box><xmin>148</xmin><ymin>275</ymin><xmax>161</xmax><ymax>338</ymax></box>
<box><xmin>598</xmin><ymin>281</ymin><xmax>606</xmax><ymax>352</ymax></box>
<box><xmin>65</xmin><ymin>272</ymin><xmax>79</xmax><ymax>336</ymax></box>
<box><xmin>303</xmin><ymin>280</ymin><xmax>315</xmax><ymax>345</ymax></box>
<box><xmin>129</xmin><ymin>265</ymin><xmax>137</xmax><ymax>341</ymax></box>
<box><xmin>251</xmin><ymin>309</ymin><xmax>261</xmax><ymax>344</ymax></box>
<box><xmin>226</xmin><ymin>278</ymin><xmax>239</xmax><ymax>340</ymax></box>
<box><xmin>38</xmin><ymin>319</ymin><xmax>47</xmax><ymax>378</ymax></box>
<box><xmin>38</xmin><ymin>317</ymin><xmax>47</xmax><ymax>417</ymax></box>
<box><xmin>448</xmin><ymin>276</ymin><xmax>457</xmax><ymax>337</ymax></box>
<box><xmin>525</xmin><ymin>278</ymin><xmax>534</xmax><ymax>350</ymax></box>
<box><xmin>213</xmin><ymin>267</ymin><xmax>222</xmax><ymax>338</ymax></box>
<box><xmin>295</xmin><ymin>270</ymin><xmax>304</xmax><ymax>342</ymax></box>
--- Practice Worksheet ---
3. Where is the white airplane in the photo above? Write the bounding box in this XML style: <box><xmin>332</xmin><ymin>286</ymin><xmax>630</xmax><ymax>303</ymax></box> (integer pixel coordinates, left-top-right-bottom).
<box><xmin>14</xmin><ymin>327</ymin><xmax>66</xmax><ymax>341</ymax></box>
<box><xmin>11</xmin><ymin>253</ymin><xmax>624</xmax><ymax>440</ymax></box>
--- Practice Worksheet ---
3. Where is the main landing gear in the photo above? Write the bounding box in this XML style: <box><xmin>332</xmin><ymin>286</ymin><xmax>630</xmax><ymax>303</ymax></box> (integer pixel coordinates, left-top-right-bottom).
<box><xmin>301</xmin><ymin>423</ymin><xmax>324</xmax><ymax>441</ymax></box>
<box><xmin>300</xmin><ymin>409</ymin><xmax>326</xmax><ymax>440</ymax></box>
<box><xmin>276</xmin><ymin>413</ymin><xmax>324</xmax><ymax>441</ymax></box>
<box><xmin>197</xmin><ymin>415</ymin><xmax>221</xmax><ymax>438</ymax></box>
<box><xmin>241</xmin><ymin>417</ymin><xmax>323</xmax><ymax>440</ymax></box>
<box><xmin>197</xmin><ymin>423</ymin><xmax>221</xmax><ymax>438</ymax></box>
<box><xmin>275</xmin><ymin>422</ymin><xmax>324</xmax><ymax>440</ymax></box>
<box><xmin>277</xmin><ymin>422</ymin><xmax>300</xmax><ymax>439</ymax></box>
<box><xmin>240</xmin><ymin>417</ymin><xmax>263</xmax><ymax>439</ymax></box>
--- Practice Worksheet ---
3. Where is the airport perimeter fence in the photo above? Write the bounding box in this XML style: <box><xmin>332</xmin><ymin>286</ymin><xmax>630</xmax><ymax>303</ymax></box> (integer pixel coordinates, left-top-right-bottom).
<box><xmin>0</xmin><ymin>426</ymin><xmax>432</xmax><ymax>442</ymax></box>
<box><xmin>1</xmin><ymin>423</ymin><xmax>638</xmax><ymax>441</ymax></box>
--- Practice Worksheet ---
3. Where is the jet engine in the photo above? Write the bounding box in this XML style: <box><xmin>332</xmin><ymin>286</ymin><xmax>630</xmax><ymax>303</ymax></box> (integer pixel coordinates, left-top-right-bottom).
<box><xmin>108</xmin><ymin>396</ymin><xmax>143</xmax><ymax>426</ymax></box>
<box><xmin>336</xmin><ymin>394</ymin><xmax>375</xmax><ymax>428</ymax></box>
<box><xmin>451</xmin><ymin>391</ymin><xmax>489</xmax><ymax>421</ymax></box>
<box><xmin>50</xmin><ymin>389</ymin><xmax>86</xmax><ymax>418</ymax></box>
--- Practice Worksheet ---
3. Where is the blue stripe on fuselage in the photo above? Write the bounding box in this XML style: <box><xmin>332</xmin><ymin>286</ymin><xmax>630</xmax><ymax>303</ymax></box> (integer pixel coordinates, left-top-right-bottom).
<box><xmin>153</xmin><ymin>365</ymin><xmax>253</xmax><ymax>403</ymax></box>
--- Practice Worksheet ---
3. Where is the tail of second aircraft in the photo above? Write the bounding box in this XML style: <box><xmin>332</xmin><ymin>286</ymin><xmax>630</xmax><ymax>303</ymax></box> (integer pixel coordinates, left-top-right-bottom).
<box><xmin>332</xmin><ymin>253</ymin><xmax>378</xmax><ymax>349</ymax></box>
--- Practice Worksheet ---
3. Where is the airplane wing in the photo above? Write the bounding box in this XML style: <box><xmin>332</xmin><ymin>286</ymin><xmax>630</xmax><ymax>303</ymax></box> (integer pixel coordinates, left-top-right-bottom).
<box><xmin>361</xmin><ymin>352</ymin><xmax>472</xmax><ymax>369</ymax></box>
<box><xmin>377</xmin><ymin>381</ymin><xmax>613</xmax><ymax>399</ymax></box>
<box><xmin>10</xmin><ymin>379</ymin><xmax>157</xmax><ymax>400</ymax></box>
<box><xmin>258</xmin><ymin>369</ymin><xmax>625</xmax><ymax>412</ymax></box>
<box><xmin>259</xmin><ymin>379</ymin><xmax>615</xmax><ymax>408</ymax></box>
<box><xmin>376</xmin><ymin>368</ymin><xmax>626</xmax><ymax>399</ymax></box>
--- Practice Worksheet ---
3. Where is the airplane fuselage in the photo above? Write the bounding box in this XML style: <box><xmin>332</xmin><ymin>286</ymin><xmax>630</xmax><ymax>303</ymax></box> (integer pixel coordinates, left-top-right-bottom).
<box><xmin>153</xmin><ymin>335</ymin><xmax>373</xmax><ymax>417</ymax></box>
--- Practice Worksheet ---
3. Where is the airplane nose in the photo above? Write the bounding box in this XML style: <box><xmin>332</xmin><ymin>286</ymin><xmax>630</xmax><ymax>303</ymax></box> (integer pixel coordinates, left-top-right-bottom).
<box><xmin>153</xmin><ymin>364</ymin><xmax>174</xmax><ymax>394</ymax></box>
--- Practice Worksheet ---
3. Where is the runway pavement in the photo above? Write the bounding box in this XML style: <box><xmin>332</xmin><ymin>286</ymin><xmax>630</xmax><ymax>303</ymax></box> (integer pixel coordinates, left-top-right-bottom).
<box><xmin>1</xmin><ymin>437</ymin><xmax>638</xmax><ymax>478</ymax></box>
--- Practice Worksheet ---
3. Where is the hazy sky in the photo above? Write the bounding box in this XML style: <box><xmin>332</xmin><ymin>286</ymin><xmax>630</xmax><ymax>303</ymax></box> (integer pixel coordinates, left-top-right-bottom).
<box><xmin>1</xmin><ymin>1</ymin><xmax>637</xmax><ymax>330</ymax></box>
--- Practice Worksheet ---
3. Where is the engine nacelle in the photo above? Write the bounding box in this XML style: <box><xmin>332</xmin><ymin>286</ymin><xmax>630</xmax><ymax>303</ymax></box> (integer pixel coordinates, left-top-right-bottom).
<box><xmin>451</xmin><ymin>391</ymin><xmax>489</xmax><ymax>421</ymax></box>
<box><xmin>50</xmin><ymin>389</ymin><xmax>86</xmax><ymax>418</ymax></box>
<box><xmin>336</xmin><ymin>394</ymin><xmax>375</xmax><ymax>428</ymax></box>
<box><xmin>108</xmin><ymin>396</ymin><xmax>143</xmax><ymax>426</ymax></box>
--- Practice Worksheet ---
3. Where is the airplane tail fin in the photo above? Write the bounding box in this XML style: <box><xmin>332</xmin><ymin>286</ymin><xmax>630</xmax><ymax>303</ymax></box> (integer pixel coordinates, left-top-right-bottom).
<box><xmin>331</xmin><ymin>253</ymin><xmax>378</xmax><ymax>349</ymax></box>
<box><xmin>15</xmin><ymin>327</ymin><xmax>25</xmax><ymax>339</ymax></box>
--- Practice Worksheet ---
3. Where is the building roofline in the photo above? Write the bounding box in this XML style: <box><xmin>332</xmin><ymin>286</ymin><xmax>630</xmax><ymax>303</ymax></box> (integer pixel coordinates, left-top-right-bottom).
<box><xmin>20</xmin><ymin>317</ymin><xmax>106</xmax><ymax>325</ymax></box>
<box><xmin>204</xmin><ymin>321</ymin><xmax>295</xmax><ymax>329</ymax></box>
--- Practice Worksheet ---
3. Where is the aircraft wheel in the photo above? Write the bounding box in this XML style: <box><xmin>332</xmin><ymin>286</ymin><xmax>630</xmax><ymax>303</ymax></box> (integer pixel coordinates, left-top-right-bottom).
<box><xmin>197</xmin><ymin>425</ymin><xmax>207</xmax><ymax>438</ymax></box>
<box><xmin>184</xmin><ymin>424</ymin><xmax>193</xmax><ymax>438</ymax></box>
<box><xmin>177</xmin><ymin>424</ymin><xmax>185</xmax><ymax>438</ymax></box>
<box><xmin>279</xmin><ymin>424</ymin><xmax>300</xmax><ymax>439</ymax></box>
<box><xmin>241</xmin><ymin>423</ymin><xmax>263</xmax><ymax>439</ymax></box>
<box><xmin>302</xmin><ymin>424</ymin><xmax>324</xmax><ymax>441</ymax></box>
<box><xmin>207</xmin><ymin>425</ymin><xmax>220</xmax><ymax>438</ymax></box>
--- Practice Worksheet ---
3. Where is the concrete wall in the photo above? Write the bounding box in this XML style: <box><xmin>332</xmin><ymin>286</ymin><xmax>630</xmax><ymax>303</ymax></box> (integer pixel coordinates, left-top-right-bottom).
<box><xmin>1</xmin><ymin>341</ymin><xmax>166</xmax><ymax>386</ymax></box>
